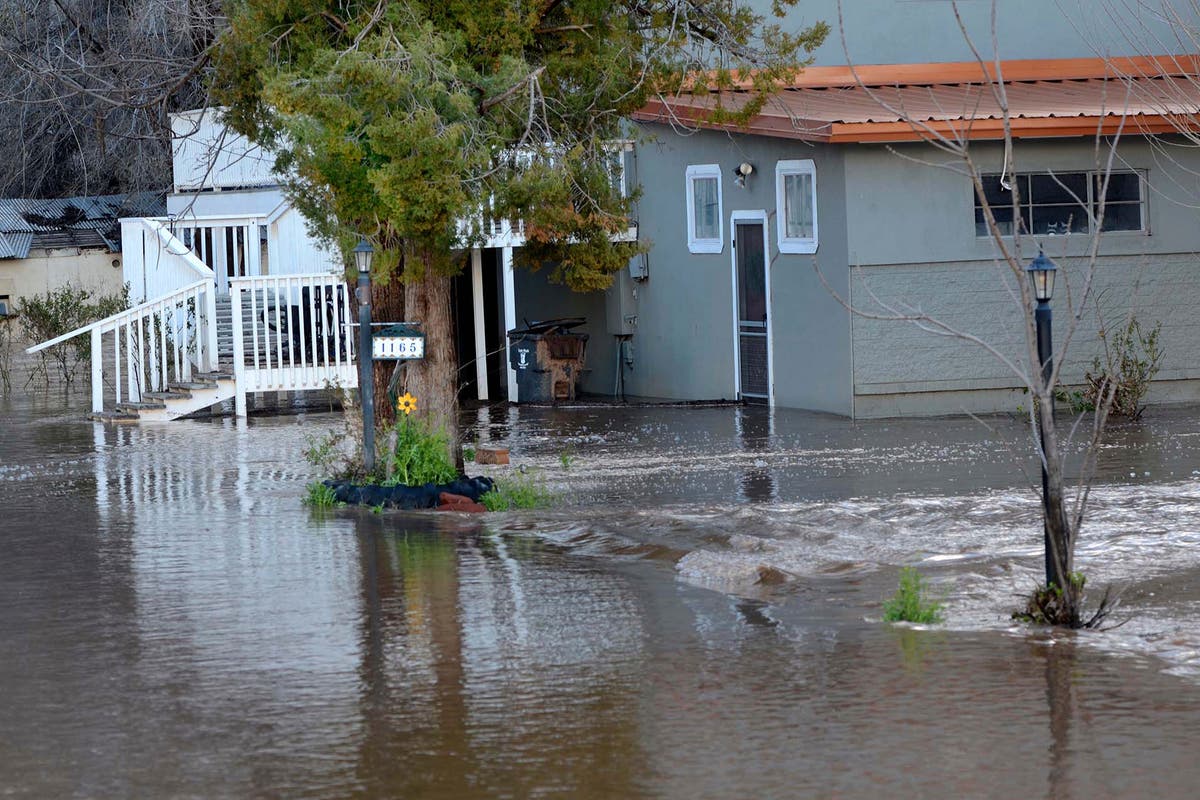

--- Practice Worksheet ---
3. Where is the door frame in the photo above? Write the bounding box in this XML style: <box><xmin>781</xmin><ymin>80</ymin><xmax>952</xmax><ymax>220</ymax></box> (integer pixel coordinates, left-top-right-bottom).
<box><xmin>729</xmin><ymin>209</ymin><xmax>774</xmax><ymax>407</ymax></box>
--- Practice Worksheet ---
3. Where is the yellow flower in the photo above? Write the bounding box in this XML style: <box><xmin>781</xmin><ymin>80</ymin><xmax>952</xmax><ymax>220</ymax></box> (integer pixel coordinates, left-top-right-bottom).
<box><xmin>396</xmin><ymin>392</ymin><xmax>418</xmax><ymax>416</ymax></box>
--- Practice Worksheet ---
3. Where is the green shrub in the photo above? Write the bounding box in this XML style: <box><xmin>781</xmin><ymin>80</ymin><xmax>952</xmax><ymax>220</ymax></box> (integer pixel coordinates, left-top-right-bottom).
<box><xmin>480</xmin><ymin>473</ymin><xmax>556</xmax><ymax>511</ymax></box>
<box><xmin>303</xmin><ymin>481</ymin><xmax>339</xmax><ymax>507</ymax></box>
<box><xmin>18</xmin><ymin>284</ymin><xmax>128</xmax><ymax>390</ymax></box>
<box><xmin>883</xmin><ymin>568</ymin><xmax>944</xmax><ymax>624</ymax></box>
<box><xmin>381</xmin><ymin>417</ymin><xmax>458</xmax><ymax>486</ymax></box>
<box><xmin>1084</xmin><ymin>315</ymin><xmax>1163</xmax><ymax>419</ymax></box>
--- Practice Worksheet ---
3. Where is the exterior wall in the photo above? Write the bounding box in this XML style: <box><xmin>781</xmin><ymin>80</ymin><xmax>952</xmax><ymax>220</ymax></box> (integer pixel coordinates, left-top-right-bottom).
<box><xmin>171</xmin><ymin>109</ymin><xmax>276</xmax><ymax>191</ymax></box>
<box><xmin>0</xmin><ymin>248</ymin><xmax>124</xmax><ymax>305</ymax></box>
<box><xmin>628</xmin><ymin>124</ymin><xmax>853</xmax><ymax>413</ymax></box>
<box><xmin>785</xmin><ymin>0</ymin><xmax>1194</xmax><ymax>67</ymax></box>
<box><xmin>166</xmin><ymin>188</ymin><xmax>284</xmax><ymax>217</ymax></box>
<box><xmin>843</xmin><ymin>138</ymin><xmax>1200</xmax><ymax>417</ymax></box>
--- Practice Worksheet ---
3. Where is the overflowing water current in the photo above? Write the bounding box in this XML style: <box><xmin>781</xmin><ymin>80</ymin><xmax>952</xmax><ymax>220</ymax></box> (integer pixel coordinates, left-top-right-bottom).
<box><xmin>4</xmin><ymin>392</ymin><xmax>1200</xmax><ymax>797</ymax></box>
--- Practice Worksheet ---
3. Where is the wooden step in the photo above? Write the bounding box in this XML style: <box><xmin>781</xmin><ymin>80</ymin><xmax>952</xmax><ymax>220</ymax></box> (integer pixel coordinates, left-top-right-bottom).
<box><xmin>116</xmin><ymin>401</ymin><xmax>166</xmax><ymax>411</ymax></box>
<box><xmin>168</xmin><ymin>380</ymin><xmax>218</xmax><ymax>391</ymax></box>
<box><xmin>115</xmin><ymin>400</ymin><xmax>166</xmax><ymax>412</ymax></box>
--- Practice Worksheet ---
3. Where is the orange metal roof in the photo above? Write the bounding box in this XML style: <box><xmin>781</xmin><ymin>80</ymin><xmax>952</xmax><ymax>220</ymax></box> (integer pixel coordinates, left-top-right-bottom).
<box><xmin>635</xmin><ymin>57</ymin><xmax>1200</xmax><ymax>143</ymax></box>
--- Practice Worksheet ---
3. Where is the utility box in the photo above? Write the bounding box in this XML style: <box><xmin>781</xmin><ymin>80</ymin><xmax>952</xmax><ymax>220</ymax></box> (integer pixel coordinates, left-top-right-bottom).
<box><xmin>508</xmin><ymin>318</ymin><xmax>589</xmax><ymax>402</ymax></box>
<box><xmin>605</xmin><ymin>266</ymin><xmax>639</xmax><ymax>335</ymax></box>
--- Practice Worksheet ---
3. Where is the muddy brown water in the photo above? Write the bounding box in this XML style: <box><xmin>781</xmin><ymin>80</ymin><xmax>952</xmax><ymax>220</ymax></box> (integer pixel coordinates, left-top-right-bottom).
<box><xmin>4</xmin><ymin>392</ymin><xmax>1200</xmax><ymax>798</ymax></box>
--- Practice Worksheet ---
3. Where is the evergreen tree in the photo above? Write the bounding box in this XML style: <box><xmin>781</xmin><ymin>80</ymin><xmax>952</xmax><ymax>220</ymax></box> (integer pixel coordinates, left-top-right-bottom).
<box><xmin>212</xmin><ymin>0</ymin><xmax>827</xmax><ymax>454</ymax></box>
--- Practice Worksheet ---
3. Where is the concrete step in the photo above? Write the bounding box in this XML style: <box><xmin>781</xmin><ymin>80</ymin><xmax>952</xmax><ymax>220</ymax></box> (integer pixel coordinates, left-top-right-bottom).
<box><xmin>89</xmin><ymin>410</ymin><xmax>141</xmax><ymax>422</ymax></box>
<box><xmin>143</xmin><ymin>390</ymin><xmax>192</xmax><ymax>400</ymax></box>
<box><xmin>168</xmin><ymin>381</ymin><xmax>218</xmax><ymax>391</ymax></box>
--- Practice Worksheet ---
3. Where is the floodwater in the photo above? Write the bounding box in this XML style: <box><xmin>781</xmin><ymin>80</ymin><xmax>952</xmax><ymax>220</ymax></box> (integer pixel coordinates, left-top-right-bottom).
<box><xmin>4</xmin><ymin>392</ymin><xmax>1200</xmax><ymax>798</ymax></box>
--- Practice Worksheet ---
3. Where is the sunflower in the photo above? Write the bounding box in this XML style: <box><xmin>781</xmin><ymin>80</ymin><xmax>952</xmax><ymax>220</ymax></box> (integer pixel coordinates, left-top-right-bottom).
<box><xmin>396</xmin><ymin>392</ymin><xmax>418</xmax><ymax>416</ymax></box>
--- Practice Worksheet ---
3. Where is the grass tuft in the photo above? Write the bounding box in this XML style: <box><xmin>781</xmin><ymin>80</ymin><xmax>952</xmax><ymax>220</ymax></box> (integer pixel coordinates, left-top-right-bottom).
<box><xmin>883</xmin><ymin>567</ymin><xmax>944</xmax><ymax>624</ymax></box>
<box><xmin>303</xmin><ymin>481</ymin><xmax>339</xmax><ymax>508</ymax></box>
<box><xmin>480</xmin><ymin>473</ymin><xmax>556</xmax><ymax>511</ymax></box>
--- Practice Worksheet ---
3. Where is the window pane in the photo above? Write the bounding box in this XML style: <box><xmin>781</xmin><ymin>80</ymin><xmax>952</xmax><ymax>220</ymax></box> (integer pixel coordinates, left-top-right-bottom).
<box><xmin>1031</xmin><ymin>204</ymin><xmax>1089</xmax><ymax>235</ymax></box>
<box><xmin>1030</xmin><ymin>172</ymin><xmax>1088</xmax><ymax>207</ymax></box>
<box><xmin>976</xmin><ymin>204</ymin><xmax>1014</xmax><ymax>236</ymax></box>
<box><xmin>977</xmin><ymin>174</ymin><xmax>1027</xmax><ymax>226</ymax></box>
<box><xmin>784</xmin><ymin>172</ymin><xmax>814</xmax><ymax>239</ymax></box>
<box><xmin>693</xmin><ymin>177</ymin><xmax>718</xmax><ymax>239</ymax></box>
<box><xmin>978</xmin><ymin>174</ymin><xmax>1017</xmax><ymax>208</ymax></box>
<box><xmin>1095</xmin><ymin>172</ymin><xmax>1141</xmax><ymax>204</ymax></box>
<box><xmin>1099</xmin><ymin>202</ymin><xmax>1143</xmax><ymax>232</ymax></box>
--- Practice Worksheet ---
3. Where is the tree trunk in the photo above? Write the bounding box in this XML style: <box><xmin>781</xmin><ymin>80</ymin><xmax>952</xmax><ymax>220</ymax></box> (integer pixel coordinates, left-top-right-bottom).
<box><xmin>370</xmin><ymin>276</ymin><xmax>405</xmax><ymax>427</ymax></box>
<box><xmin>403</xmin><ymin>253</ymin><xmax>459</xmax><ymax>464</ymax></box>
<box><xmin>1037</xmin><ymin>390</ymin><xmax>1080</xmax><ymax>623</ymax></box>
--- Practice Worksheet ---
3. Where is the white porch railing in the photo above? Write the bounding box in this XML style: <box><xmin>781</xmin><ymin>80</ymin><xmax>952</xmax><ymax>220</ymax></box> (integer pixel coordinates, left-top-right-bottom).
<box><xmin>169</xmin><ymin>214</ymin><xmax>266</xmax><ymax>294</ymax></box>
<box><xmin>229</xmin><ymin>273</ymin><xmax>358</xmax><ymax>416</ymax></box>
<box><xmin>28</xmin><ymin>279</ymin><xmax>219</xmax><ymax>414</ymax></box>
<box><xmin>120</xmin><ymin>218</ymin><xmax>215</xmax><ymax>303</ymax></box>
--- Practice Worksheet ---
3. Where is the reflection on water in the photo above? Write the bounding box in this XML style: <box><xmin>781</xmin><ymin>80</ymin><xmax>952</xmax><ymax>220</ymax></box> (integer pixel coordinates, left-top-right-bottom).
<box><xmin>4</xmin><ymin>399</ymin><xmax>1200</xmax><ymax>795</ymax></box>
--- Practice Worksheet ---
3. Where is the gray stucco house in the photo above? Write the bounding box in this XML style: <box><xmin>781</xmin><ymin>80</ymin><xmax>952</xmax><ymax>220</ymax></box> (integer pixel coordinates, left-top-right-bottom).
<box><xmin>467</xmin><ymin>1</ymin><xmax>1200</xmax><ymax>418</ymax></box>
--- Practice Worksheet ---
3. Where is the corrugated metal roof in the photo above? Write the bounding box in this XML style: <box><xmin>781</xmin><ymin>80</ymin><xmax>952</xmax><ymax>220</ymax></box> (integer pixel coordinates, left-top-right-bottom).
<box><xmin>767</xmin><ymin>76</ymin><xmax>1200</xmax><ymax>126</ymax></box>
<box><xmin>0</xmin><ymin>231</ymin><xmax>33</xmax><ymax>259</ymax></box>
<box><xmin>0</xmin><ymin>191</ymin><xmax>165</xmax><ymax>257</ymax></box>
<box><xmin>635</xmin><ymin>65</ymin><xmax>1200</xmax><ymax>143</ymax></box>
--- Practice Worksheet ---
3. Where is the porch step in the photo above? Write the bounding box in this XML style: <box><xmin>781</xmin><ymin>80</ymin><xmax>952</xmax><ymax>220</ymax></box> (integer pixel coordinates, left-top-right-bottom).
<box><xmin>168</xmin><ymin>380</ymin><xmax>218</xmax><ymax>391</ymax></box>
<box><xmin>89</xmin><ymin>410</ymin><xmax>141</xmax><ymax>423</ymax></box>
<box><xmin>143</xmin><ymin>390</ymin><xmax>193</xmax><ymax>400</ymax></box>
<box><xmin>116</xmin><ymin>401</ymin><xmax>167</xmax><ymax>411</ymax></box>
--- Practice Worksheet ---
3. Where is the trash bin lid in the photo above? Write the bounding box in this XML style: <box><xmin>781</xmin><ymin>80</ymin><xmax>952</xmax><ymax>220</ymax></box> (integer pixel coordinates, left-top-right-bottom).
<box><xmin>508</xmin><ymin>317</ymin><xmax>586</xmax><ymax>336</ymax></box>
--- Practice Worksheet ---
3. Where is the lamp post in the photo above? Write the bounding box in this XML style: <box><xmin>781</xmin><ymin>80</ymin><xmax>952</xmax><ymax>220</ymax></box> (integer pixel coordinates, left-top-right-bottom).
<box><xmin>355</xmin><ymin>237</ymin><xmax>375</xmax><ymax>474</ymax></box>
<box><xmin>1027</xmin><ymin>249</ymin><xmax>1058</xmax><ymax>588</ymax></box>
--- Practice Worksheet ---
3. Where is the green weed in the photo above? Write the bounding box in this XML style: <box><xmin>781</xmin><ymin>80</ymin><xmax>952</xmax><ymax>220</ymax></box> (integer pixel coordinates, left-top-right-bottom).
<box><xmin>303</xmin><ymin>481</ymin><xmax>339</xmax><ymax>507</ymax></box>
<box><xmin>480</xmin><ymin>473</ymin><xmax>556</xmax><ymax>511</ymax></box>
<box><xmin>380</xmin><ymin>416</ymin><xmax>458</xmax><ymax>487</ymax></box>
<box><xmin>883</xmin><ymin>567</ymin><xmax>944</xmax><ymax>624</ymax></box>
<box><xmin>463</xmin><ymin>444</ymin><xmax>477</xmax><ymax>463</ymax></box>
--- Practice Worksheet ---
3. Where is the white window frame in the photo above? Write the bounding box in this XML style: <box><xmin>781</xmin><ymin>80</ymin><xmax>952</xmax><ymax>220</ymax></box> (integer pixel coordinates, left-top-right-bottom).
<box><xmin>686</xmin><ymin>164</ymin><xmax>724</xmax><ymax>253</ymax></box>
<box><xmin>775</xmin><ymin>159</ymin><xmax>819</xmax><ymax>254</ymax></box>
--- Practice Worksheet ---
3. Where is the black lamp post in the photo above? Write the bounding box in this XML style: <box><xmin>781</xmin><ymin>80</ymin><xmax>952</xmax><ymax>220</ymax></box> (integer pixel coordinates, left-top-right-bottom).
<box><xmin>355</xmin><ymin>237</ymin><xmax>375</xmax><ymax>474</ymax></box>
<box><xmin>1027</xmin><ymin>249</ymin><xmax>1059</xmax><ymax>587</ymax></box>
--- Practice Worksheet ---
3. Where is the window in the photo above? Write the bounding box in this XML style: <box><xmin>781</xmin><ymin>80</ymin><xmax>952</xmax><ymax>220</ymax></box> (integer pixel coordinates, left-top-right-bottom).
<box><xmin>686</xmin><ymin>164</ymin><xmax>723</xmax><ymax>253</ymax></box>
<box><xmin>974</xmin><ymin>170</ymin><xmax>1146</xmax><ymax>236</ymax></box>
<box><xmin>776</xmin><ymin>160</ymin><xmax>818</xmax><ymax>253</ymax></box>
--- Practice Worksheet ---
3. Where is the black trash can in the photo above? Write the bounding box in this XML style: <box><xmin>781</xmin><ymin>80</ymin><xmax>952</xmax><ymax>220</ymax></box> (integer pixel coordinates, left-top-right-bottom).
<box><xmin>507</xmin><ymin>318</ymin><xmax>589</xmax><ymax>402</ymax></box>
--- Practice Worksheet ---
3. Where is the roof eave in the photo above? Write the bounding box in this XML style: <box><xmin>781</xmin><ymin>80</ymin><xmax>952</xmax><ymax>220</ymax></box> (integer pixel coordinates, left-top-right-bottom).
<box><xmin>827</xmin><ymin>113</ymin><xmax>1200</xmax><ymax>143</ymax></box>
<box><xmin>633</xmin><ymin>99</ymin><xmax>832</xmax><ymax>142</ymax></box>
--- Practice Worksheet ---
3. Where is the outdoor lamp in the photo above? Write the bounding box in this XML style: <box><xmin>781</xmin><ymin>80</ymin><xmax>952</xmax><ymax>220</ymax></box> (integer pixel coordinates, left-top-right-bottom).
<box><xmin>734</xmin><ymin>161</ymin><xmax>755</xmax><ymax>187</ymax></box>
<box><xmin>1026</xmin><ymin>250</ymin><xmax>1057</xmax><ymax>302</ymax></box>
<box><xmin>354</xmin><ymin>237</ymin><xmax>374</xmax><ymax>273</ymax></box>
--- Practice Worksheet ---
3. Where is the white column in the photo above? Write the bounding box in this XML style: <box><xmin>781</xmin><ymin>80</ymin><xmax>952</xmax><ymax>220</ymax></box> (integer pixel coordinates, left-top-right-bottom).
<box><xmin>502</xmin><ymin>246</ymin><xmax>517</xmax><ymax>402</ymax></box>
<box><xmin>471</xmin><ymin>248</ymin><xmax>489</xmax><ymax>401</ymax></box>
<box><xmin>91</xmin><ymin>328</ymin><xmax>104</xmax><ymax>413</ymax></box>
<box><xmin>231</xmin><ymin>283</ymin><xmax>248</xmax><ymax>417</ymax></box>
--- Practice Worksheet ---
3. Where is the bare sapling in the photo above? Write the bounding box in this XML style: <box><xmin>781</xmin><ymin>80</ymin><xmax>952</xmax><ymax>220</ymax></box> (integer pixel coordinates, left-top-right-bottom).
<box><xmin>820</xmin><ymin>0</ymin><xmax>1152</xmax><ymax>627</ymax></box>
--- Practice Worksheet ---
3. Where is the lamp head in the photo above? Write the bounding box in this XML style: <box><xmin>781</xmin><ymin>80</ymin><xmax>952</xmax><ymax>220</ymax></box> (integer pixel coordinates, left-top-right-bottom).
<box><xmin>353</xmin><ymin>237</ymin><xmax>374</xmax><ymax>274</ymax></box>
<box><xmin>1026</xmin><ymin>249</ymin><xmax>1057</xmax><ymax>302</ymax></box>
<box><xmin>733</xmin><ymin>162</ymin><xmax>755</xmax><ymax>187</ymax></box>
